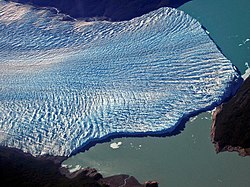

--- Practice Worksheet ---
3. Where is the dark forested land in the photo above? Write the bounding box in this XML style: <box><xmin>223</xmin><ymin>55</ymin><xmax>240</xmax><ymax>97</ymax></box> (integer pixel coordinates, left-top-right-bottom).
<box><xmin>7</xmin><ymin>0</ymin><xmax>191</xmax><ymax>21</ymax></box>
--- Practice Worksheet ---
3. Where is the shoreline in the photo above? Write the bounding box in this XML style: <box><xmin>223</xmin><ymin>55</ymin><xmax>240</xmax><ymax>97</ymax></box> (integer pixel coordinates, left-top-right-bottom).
<box><xmin>0</xmin><ymin>145</ymin><xmax>158</xmax><ymax>187</ymax></box>
<box><xmin>211</xmin><ymin>105</ymin><xmax>250</xmax><ymax>157</ymax></box>
<box><xmin>211</xmin><ymin>75</ymin><xmax>250</xmax><ymax>156</ymax></box>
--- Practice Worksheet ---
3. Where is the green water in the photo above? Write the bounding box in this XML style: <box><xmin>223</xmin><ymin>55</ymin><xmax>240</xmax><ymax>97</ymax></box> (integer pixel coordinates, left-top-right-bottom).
<box><xmin>63</xmin><ymin>0</ymin><xmax>250</xmax><ymax>186</ymax></box>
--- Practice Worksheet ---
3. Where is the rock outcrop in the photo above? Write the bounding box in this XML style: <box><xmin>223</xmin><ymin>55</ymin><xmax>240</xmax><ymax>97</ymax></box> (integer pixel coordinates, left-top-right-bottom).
<box><xmin>144</xmin><ymin>181</ymin><xmax>159</xmax><ymax>187</ymax></box>
<box><xmin>0</xmin><ymin>146</ymin><xmax>157</xmax><ymax>186</ymax></box>
<box><xmin>211</xmin><ymin>76</ymin><xmax>250</xmax><ymax>156</ymax></box>
<box><xmin>0</xmin><ymin>146</ymin><xmax>104</xmax><ymax>186</ymax></box>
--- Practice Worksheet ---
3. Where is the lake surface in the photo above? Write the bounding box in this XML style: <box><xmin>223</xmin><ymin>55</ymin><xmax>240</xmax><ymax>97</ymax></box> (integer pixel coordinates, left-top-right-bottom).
<box><xmin>63</xmin><ymin>0</ymin><xmax>250</xmax><ymax>186</ymax></box>
<box><xmin>180</xmin><ymin>0</ymin><xmax>250</xmax><ymax>74</ymax></box>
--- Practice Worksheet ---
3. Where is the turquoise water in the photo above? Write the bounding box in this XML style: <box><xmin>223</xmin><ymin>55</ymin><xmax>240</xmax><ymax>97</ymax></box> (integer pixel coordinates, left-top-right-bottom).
<box><xmin>63</xmin><ymin>113</ymin><xmax>250</xmax><ymax>186</ymax></box>
<box><xmin>63</xmin><ymin>0</ymin><xmax>250</xmax><ymax>186</ymax></box>
<box><xmin>180</xmin><ymin>0</ymin><xmax>250</xmax><ymax>74</ymax></box>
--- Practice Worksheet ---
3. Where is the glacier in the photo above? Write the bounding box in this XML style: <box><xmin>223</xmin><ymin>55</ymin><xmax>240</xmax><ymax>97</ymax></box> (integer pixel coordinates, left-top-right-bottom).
<box><xmin>0</xmin><ymin>1</ymin><xmax>241</xmax><ymax>156</ymax></box>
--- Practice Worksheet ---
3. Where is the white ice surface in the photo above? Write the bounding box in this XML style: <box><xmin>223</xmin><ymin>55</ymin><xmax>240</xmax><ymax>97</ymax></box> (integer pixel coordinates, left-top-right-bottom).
<box><xmin>0</xmin><ymin>1</ymin><xmax>241</xmax><ymax>156</ymax></box>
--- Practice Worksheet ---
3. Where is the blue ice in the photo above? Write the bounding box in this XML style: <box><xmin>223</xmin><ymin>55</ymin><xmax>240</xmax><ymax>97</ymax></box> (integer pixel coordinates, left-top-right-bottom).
<box><xmin>0</xmin><ymin>1</ymin><xmax>241</xmax><ymax>156</ymax></box>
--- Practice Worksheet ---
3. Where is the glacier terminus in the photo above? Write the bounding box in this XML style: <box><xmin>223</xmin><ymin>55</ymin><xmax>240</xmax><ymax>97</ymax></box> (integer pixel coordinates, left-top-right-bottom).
<box><xmin>0</xmin><ymin>1</ymin><xmax>242</xmax><ymax>156</ymax></box>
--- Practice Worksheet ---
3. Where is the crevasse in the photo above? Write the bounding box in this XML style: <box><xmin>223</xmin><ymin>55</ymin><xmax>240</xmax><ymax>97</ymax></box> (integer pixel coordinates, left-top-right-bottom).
<box><xmin>0</xmin><ymin>1</ymin><xmax>241</xmax><ymax>156</ymax></box>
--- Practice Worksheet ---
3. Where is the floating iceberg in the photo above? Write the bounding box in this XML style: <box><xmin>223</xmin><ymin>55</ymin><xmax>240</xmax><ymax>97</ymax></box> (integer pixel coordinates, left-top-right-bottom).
<box><xmin>0</xmin><ymin>1</ymin><xmax>241</xmax><ymax>156</ymax></box>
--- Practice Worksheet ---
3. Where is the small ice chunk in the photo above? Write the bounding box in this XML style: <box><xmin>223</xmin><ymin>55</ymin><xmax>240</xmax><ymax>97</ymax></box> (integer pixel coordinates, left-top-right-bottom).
<box><xmin>69</xmin><ymin>165</ymin><xmax>81</xmax><ymax>173</ymax></box>
<box><xmin>242</xmin><ymin>68</ymin><xmax>250</xmax><ymax>80</ymax></box>
<box><xmin>217</xmin><ymin>179</ymin><xmax>223</xmax><ymax>183</ymax></box>
<box><xmin>189</xmin><ymin>116</ymin><xmax>198</xmax><ymax>122</ymax></box>
<box><xmin>239</xmin><ymin>38</ymin><xmax>250</xmax><ymax>46</ymax></box>
<box><xmin>244</xmin><ymin>38</ymin><xmax>250</xmax><ymax>43</ymax></box>
<box><xmin>245</xmin><ymin>62</ymin><xmax>249</xmax><ymax>69</ymax></box>
<box><xmin>61</xmin><ymin>164</ymin><xmax>68</xmax><ymax>168</ymax></box>
<box><xmin>110</xmin><ymin>142</ymin><xmax>122</xmax><ymax>149</ymax></box>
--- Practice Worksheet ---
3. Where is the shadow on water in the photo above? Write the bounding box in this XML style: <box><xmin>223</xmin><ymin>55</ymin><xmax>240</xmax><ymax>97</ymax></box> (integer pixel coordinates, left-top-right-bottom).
<box><xmin>7</xmin><ymin>0</ymin><xmax>191</xmax><ymax>21</ymax></box>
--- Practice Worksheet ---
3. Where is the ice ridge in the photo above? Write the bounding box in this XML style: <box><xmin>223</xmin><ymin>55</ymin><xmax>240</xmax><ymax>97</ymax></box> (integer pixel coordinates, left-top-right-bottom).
<box><xmin>0</xmin><ymin>1</ymin><xmax>241</xmax><ymax>156</ymax></box>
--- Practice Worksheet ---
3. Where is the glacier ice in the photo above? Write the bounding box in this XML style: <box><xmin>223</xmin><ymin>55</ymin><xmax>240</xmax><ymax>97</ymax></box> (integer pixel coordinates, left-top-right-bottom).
<box><xmin>0</xmin><ymin>1</ymin><xmax>241</xmax><ymax>156</ymax></box>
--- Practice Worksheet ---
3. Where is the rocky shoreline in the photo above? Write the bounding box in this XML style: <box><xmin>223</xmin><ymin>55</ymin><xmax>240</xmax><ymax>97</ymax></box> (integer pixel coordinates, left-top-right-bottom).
<box><xmin>0</xmin><ymin>146</ymin><xmax>158</xmax><ymax>187</ymax></box>
<box><xmin>211</xmin><ymin>75</ymin><xmax>250</xmax><ymax>156</ymax></box>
